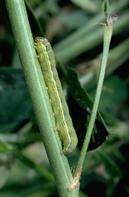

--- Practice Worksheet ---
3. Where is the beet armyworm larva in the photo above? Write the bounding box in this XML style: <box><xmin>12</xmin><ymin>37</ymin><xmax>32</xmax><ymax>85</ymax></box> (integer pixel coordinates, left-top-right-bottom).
<box><xmin>35</xmin><ymin>37</ymin><xmax>78</xmax><ymax>154</ymax></box>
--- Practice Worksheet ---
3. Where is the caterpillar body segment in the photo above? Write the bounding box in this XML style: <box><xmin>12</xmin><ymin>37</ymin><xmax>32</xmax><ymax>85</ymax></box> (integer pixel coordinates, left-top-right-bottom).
<box><xmin>35</xmin><ymin>37</ymin><xmax>78</xmax><ymax>153</ymax></box>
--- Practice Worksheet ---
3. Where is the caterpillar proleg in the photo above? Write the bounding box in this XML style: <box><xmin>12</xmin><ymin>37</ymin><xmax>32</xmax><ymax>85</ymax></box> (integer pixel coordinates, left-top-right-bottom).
<box><xmin>35</xmin><ymin>37</ymin><xmax>78</xmax><ymax>154</ymax></box>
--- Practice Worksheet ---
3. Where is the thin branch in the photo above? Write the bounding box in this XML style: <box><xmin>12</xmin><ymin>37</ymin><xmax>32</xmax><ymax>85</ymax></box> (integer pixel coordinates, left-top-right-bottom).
<box><xmin>72</xmin><ymin>15</ymin><xmax>114</xmax><ymax>186</ymax></box>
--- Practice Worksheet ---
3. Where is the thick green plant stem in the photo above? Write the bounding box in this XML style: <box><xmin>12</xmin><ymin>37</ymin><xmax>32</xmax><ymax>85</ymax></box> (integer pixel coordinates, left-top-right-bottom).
<box><xmin>75</xmin><ymin>17</ymin><xmax>113</xmax><ymax>178</ymax></box>
<box><xmin>6</xmin><ymin>0</ymin><xmax>79</xmax><ymax>196</ymax></box>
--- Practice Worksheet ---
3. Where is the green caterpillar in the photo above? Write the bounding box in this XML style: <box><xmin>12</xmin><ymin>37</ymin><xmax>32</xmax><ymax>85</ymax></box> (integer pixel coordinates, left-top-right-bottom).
<box><xmin>35</xmin><ymin>37</ymin><xmax>78</xmax><ymax>154</ymax></box>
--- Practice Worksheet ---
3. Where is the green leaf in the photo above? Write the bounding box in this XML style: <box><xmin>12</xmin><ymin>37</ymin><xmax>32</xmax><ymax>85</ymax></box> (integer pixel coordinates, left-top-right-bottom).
<box><xmin>0</xmin><ymin>67</ymin><xmax>33</xmax><ymax>133</ymax></box>
<box><xmin>0</xmin><ymin>141</ymin><xmax>13</xmax><ymax>153</ymax></box>
<box><xmin>96</xmin><ymin>75</ymin><xmax>128</xmax><ymax>114</ymax></box>
<box><xmin>67</xmin><ymin>69</ymin><xmax>108</xmax><ymax>150</ymax></box>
